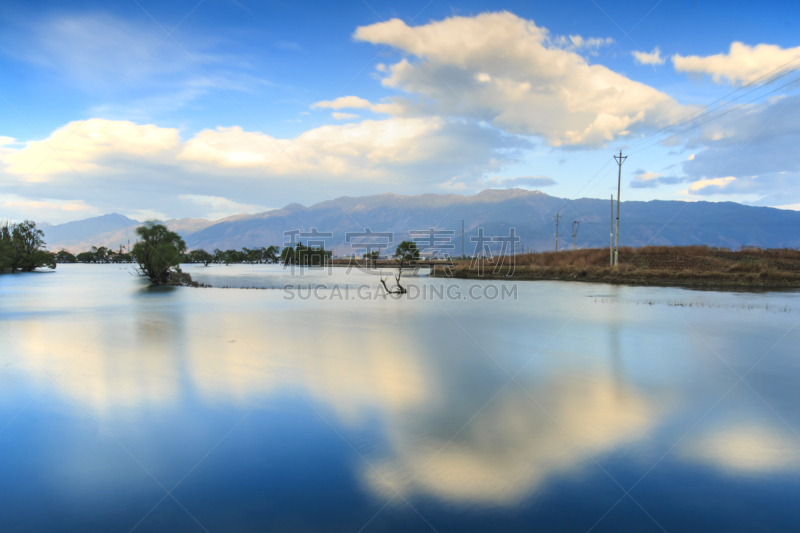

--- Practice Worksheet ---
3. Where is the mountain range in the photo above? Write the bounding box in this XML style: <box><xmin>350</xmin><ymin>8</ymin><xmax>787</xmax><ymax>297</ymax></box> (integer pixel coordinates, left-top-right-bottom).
<box><xmin>41</xmin><ymin>189</ymin><xmax>800</xmax><ymax>255</ymax></box>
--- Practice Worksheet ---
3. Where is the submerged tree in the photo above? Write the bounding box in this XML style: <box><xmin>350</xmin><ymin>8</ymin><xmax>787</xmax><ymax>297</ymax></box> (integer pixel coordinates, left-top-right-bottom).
<box><xmin>186</xmin><ymin>249</ymin><xmax>213</xmax><ymax>266</ymax></box>
<box><xmin>363</xmin><ymin>250</ymin><xmax>379</xmax><ymax>268</ymax></box>
<box><xmin>281</xmin><ymin>242</ymin><xmax>331</xmax><ymax>266</ymax></box>
<box><xmin>55</xmin><ymin>249</ymin><xmax>77</xmax><ymax>263</ymax></box>
<box><xmin>132</xmin><ymin>222</ymin><xmax>187</xmax><ymax>284</ymax></box>
<box><xmin>380</xmin><ymin>240</ymin><xmax>419</xmax><ymax>295</ymax></box>
<box><xmin>262</xmin><ymin>245</ymin><xmax>280</xmax><ymax>264</ymax></box>
<box><xmin>0</xmin><ymin>220</ymin><xmax>56</xmax><ymax>273</ymax></box>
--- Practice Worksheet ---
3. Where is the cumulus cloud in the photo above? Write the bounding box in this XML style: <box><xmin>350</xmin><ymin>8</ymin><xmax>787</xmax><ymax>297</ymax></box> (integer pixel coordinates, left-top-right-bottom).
<box><xmin>311</xmin><ymin>95</ymin><xmax>402</xmax><ymax>115</ymax></box>
<box><xmin>312</xmin><ymin>96</ymin><xmax>372</xmax><ymax>110</ymax></box>
<box><xmin>0</xmin><ymin>119</ymin><xmax>180</xmax><ymax>179</ymax></box>
<box><xmin>633</xmin><ymin>47</ymin><xmax>665</xmax><ymax>66</ymax></box>
<box><xmin>673</xmin><ymin>42</ymin><xmax>800</xmax><ymax>85</ymax></box>
<box><xmin>331</xmin><ymin>112</ymin><xmax>358</xmax><ymax>120</ymax></box>
<box><xmin>0</xmin><ymin>117</ymin><xmax>499</xmax><ymax>180</ymax></box>
<box><xmin>179</xmin><ymin>118</ymin><xmax>451</xmax><ymax>175</ymax></box>
<box><xmin>353</xmin><ymin>12</ymin><xmax>688</xmax><ymax>147</ymax></box>
<box><xmin>0</xmin><ymin>116</ymin><xmax>518</xmax><ymax>220</ymax></box>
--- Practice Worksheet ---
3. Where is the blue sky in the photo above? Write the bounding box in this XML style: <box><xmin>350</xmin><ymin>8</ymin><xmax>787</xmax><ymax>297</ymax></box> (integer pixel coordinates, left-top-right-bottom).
<box><xmin>1</xmin><ymin>0</ymin><xmax>799</xmax><ymax>223</ymax></box>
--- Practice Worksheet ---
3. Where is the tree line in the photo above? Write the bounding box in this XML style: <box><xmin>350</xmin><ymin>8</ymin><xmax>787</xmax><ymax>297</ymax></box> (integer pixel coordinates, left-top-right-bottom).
<box><xmin>2</xmin><ymin>219</ymin><xmax>333</xmax><ymax>285</ymax></box>
<box><xmin>54</xmin><ymin>244</ymin><xmax>284</xmax><ymax>265</ymax></box>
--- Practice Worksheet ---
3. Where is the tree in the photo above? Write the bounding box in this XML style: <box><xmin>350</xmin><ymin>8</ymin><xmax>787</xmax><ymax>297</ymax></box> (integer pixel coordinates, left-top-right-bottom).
<box><xmin>76</xmin><ymin>251</ymin><xmax>93</xmax><ymax>263</ymax></box>
<box><xmin>132</xmin><ymin>222</ymin><xmax>187</xmax><ymax>284</ymax></box>
<box><xmin>263</xmin><ymin>245</ymin><xmax>279</xmax><ymax>264</ymax></box>
<box><xmin>280</xmin><ymin>242</ymin><xmax>331</xmax><ymax>266</ymax></box>
<box><xmin>55</xmin><ymin>249</ymin><xmax>77</xmax><ymax>263</ymax></box>
<box><xmin>381</xmin><ymin>241</ymin><xmax>418</xmax><ymax>294</ymax></box>
<box><xmin>222</xmin><ymin>249</ymin><xmax>243</xmax><ymax>265</ymax></box>
<box><xmin>363</xmin><ymin>250</ymin><xmax>380</xmax><ymax>268</ymax></box>
<box><xmin>0</xmin><ymin>221</ymin><xmax>56</xmax><ymax>273</ymax></box>
<box><xmin>187</xmin><ymin>249</ymin><xmax>213</xmax><ymax>266</ymax></box>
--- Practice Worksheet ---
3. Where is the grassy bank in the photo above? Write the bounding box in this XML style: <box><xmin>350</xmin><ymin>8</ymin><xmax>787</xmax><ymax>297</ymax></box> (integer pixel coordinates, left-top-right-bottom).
<box><xmin>435</xmin><ymin>246</ymin><xmax>800</xmax><ymax>288</ymax></box>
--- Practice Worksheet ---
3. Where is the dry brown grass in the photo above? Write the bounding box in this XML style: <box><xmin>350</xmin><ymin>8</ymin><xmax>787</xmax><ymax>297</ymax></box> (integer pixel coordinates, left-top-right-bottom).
<box><xmin>442</xmin><ymin>246</ymin><xmax>800</xmax><ymax>287</ymax></box>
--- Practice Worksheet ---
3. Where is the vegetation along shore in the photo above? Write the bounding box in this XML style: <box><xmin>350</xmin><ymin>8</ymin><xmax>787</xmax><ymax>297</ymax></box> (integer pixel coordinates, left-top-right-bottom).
<box><xmin>434</xmin><ymin>246</ymin><xmax>800</xmax><ymax>288</ymax></box>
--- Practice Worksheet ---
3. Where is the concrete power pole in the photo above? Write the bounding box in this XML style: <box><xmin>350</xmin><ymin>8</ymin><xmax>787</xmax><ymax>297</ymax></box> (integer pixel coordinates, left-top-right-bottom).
<box><xmin>613</xmin><ymin>150</ymin><xmax>627</xmax><ymax>266</ymax></box>
<box><xmin>572</xmin><ymin>221</ymin><xmax>580</xmax><ymax>251</ymax></box>
<box><xmin>553</xmin><ymin>213</ymin><xmax>561</xmax><ymax>252</ymax></box>
<box><xmin>462</xmin><ymin>219</ymin><xmax>465</xmax><ymax>258</ymax></box>
<box><xmin>610</xmin><ymin>195</ymin><xmax>614</xmax><ymax>266</ymax></box>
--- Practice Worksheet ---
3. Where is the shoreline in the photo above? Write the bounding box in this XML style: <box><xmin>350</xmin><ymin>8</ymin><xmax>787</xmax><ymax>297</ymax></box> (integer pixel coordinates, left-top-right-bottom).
<box><xmin>430</xmin><ymin>266</ymin><xmax>800</xmax><ymax>290</ymax></box>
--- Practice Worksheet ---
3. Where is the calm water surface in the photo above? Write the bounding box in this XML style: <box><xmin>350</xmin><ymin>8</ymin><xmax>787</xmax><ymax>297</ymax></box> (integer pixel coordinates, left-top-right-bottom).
<box><xmin>2</xmin><ymin>264</ymin><xmax>800</xmax><ymax>532</ymax></box>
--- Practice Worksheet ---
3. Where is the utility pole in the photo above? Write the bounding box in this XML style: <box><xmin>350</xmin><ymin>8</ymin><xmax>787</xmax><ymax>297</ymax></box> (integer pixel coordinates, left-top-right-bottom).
<box><xmin>613</xmin><ymin>150</ymin><xmax>627</xmax><ymax>266</ymax></box>
<box><xmin>610</xmin><ymin>195</ymin><xmax>614</xmax><ymax>266</ymax></box>
<box><xmin>572</xmin><ymin>221</ymin><xmax>580</xmax><ymax>251</ymax></box>
<box><xmin>462</xmin><ymin>219</ymin><xmax>465</xmax><ymax>258</ymax></box>
<box><xmin>553</xmin><ymin>213</ymin><xmax>561</xmax><ymax>252</ymax></box>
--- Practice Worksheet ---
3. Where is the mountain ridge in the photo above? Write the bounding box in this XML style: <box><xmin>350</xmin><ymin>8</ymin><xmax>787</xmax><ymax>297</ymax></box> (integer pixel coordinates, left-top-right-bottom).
<box><xmin>40</xmin><ymin>189</ymin><xmax>800</xmax><ymax>253</ymax></box>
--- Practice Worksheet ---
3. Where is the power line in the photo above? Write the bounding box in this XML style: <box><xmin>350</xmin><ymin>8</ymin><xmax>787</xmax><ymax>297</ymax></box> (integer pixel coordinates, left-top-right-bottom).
<box><xmin>630</xmin><ymin>75</ymin><xmax>800</xmax><ymax>156</ymax></box>
<box><xmin>626</xmin><ymin>53</ymin><xmax>800</xmax><ymax>151</ymax></box>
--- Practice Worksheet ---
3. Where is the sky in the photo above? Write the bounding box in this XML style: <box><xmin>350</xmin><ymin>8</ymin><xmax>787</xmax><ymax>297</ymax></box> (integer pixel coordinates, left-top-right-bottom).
<box><xmin>1</xmin><ymin>0</ymin><xmax>799</xmax><ymax>223</ymax></box>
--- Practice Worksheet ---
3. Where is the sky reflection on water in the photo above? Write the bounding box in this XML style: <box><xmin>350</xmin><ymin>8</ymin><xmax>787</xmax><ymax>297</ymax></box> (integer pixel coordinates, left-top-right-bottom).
<box><xmin>2</xmin><ymin>264</ymin><xmax>800</xmax><ymax>532</ymax></box>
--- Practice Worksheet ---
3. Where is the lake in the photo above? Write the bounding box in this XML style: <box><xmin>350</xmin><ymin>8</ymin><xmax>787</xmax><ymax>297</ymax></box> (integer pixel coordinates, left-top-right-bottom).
<box><xmin>2</xmin><ymin>263</ymin><xmax>800</xmax><ymax>532</ymax></box>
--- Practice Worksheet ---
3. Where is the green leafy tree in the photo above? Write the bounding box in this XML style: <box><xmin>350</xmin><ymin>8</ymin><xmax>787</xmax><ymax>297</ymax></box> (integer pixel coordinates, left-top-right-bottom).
<box><xmin>132</xmin><ymin>222</ymin><xmax>186</xmax><ymax>283</ymax></box>
<box><xmin>263</xmin><ymin>245</ymin><xmax>279</xmax><ymax>264</ymax></box>
<box><xmin>394</xmin><ymin>241</ymin><xmax>419</xmax><ymax>268</ymax></box>
<box><xmin>0</xmin><ymin>221</ymin><xmax>56</xmax><ymax>273</ymax></box>
<box><xmin>381</xmin><ymin>241</ymin><xmax>418</xmax><ymax>294</ymax></box>
<box><xmin>187</xmin><ymin>249</ymin><xmax>213</xmax><ymax>266</ymax></box>
<box><xmin>281</xmin><ymin>242</ymin><xmax>331</xmax><ymax>266</ymax></box>
<box><xmin>56</xmin><ymin>249</ymin><xmax>77</xmax><ymax>263</ymax></box>
<box><xmin>363</xmin><ymin>250</ymin><xmax>380</xmax><ymax>267</ymax></box>
<box><xmin>76</xmin><ymin>251</ymin><xmax>93</xmax><ymax>263</ymax></box>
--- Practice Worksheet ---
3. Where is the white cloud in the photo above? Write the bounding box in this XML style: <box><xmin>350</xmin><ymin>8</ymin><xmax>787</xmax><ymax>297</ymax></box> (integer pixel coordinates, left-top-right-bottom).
<box><xmin>681</xmin><ymin>424</ymin><xmax>800</xmax><ymax>474</ymax></box>
<box><xmin>311</xmin><ymin>95</ymin><xmax>402</xmax><ymax>115</ymax></box>
<box><xmin>687</xmin><ymin>176</ymin><xmax>736</xmax><ymax>195</ymax></box>
<box><xmin>0</xmin><ymin>117</ymin><xmax>465</xmax><ymax>180</ymax></box>
<box><xmin>179</xmin><ymin>194</ymin><xmax>270</xmax><ymax>218</ymax></box>
<box><xmin>353</xmin><ymin>12</ymin><xmax>688</xmax><ymax>147</ymax></box>
<box><xmin>0</xmin><ymin>119</ymin><xmax>180</xmax><ymax>179</ymax></box>
<box><xmin>673</xmin><ymin>42</ymin><xmax>800</xmax><ymax>85</ymax></box>
<box><xmin>0</xmin><ymin>194</ymin><xmax>100</xmax><ymax>224</ymax></box>
<box><xmin>0</xmin><ymin>116</ymin><xmax>515</xmax><ymax>221</ymax></box>
<box><xmin>178</xmin><ymin>118</ymin><xmax>449</xmax><ymax>175</ymax></box>
<box><xmin>331</xmin><ymin>112</ymin><xmax>358</xmax><ymax>120</ymax></box>
<box><xmin>635</xmin><ymin>170</ymin><xmax>662</xmax><ymax>181</ymax></box>
<box><xmin>633</xmin><ymin>47</ymin><xmax>665</xmax><ymax>66</ymax></box>
<box><xmin>312</xmin><ymin>95</ymin><xmax>373</xmax><ymax>110</ymax></box>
